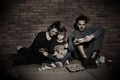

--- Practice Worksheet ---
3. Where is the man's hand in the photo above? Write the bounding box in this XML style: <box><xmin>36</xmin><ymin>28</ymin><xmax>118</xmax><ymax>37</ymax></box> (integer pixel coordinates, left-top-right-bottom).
<box><xmin>73</xmin><ymin>38</ymin><xmax>80</xmax><ymax>46</ymax></box>
<box><xmin>84</xmin><ymin>34</ymin><xmax>94</xmax><ymax>42</ymax></box>
<box><xmin>83</xmin><ymin>55</ymin><xmax>87</xmax><ymax>59</ymax></box>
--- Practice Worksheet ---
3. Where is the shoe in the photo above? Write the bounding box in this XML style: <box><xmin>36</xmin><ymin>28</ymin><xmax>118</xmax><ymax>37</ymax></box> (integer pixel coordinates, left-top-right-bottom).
<box><xmin>91</xmin><ymin>58</ymin><xmax>98</xmax><ymax>68</ymax></box>
<box><xmin>65</xmin><ymin>60</ymin><xmax>69</xmax><ymax>65</ymax></box>
<box><xmin>55</xmin><ymin>62</ymin><xmax>63</xmax><ymax>68</ymax></box>
<box><xmin>91</xmin><ymin>62</ymin><xmax>98</xmax><ymax>68</ymax></box>
<box><xmin>50</xmin><ymin>63</ymin><xmax>56</xmax><ymax>68</ymax></box>
<box><xmin>38</xmin><ymin>66</ymin><xmax>46</xmax><ymax>71</ymax></box>
<box><xmin>45</xmin><ymin>65</ymin><xmax>52</xmax><ymax>69</ymax></box>
<box><xmin>82</xmin><ymin>58</ymin><xmax>91</xmax><ymax>69</ymax></box>
<box><xmin>38</xmin><ymin>64</ymin><xmax>52</xmax><ymax>71</ymax></box>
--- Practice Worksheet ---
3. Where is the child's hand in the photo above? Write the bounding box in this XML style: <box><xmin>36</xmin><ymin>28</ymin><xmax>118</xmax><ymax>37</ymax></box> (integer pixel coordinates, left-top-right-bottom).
<box><xmin>53</xmin><ymin>51</ymin><xmax>59</xmax><ymax>56</ymax></box>
<box><xmin>60</xmin><ymin>50</ymin><xmax>68</xmax><ymax>56</ymax></box>
<box><xmin>56</xmin><ymin>54</ymin><xmax>64</xmax><ymax>59</ymax></box>
<box><xmin>64</xmin><ymin>43</ymin><xmax>68</xmax><ymax>48</ymax></box>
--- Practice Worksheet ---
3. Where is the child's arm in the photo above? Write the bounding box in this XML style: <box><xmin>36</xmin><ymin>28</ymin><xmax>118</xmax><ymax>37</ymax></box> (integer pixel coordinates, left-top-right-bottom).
<box><xmin>56</xmin><ymin>54</ymin><xmax>64</xmax><ymax>59</ymax></box>
<box><xmin>53</xmin><ymin>51</ymin><xmax>59</xmax><ymax>56</ymax></box>
<box><xmin>64</xmin><ymin>43</ymin><xmax>68</xmax><ymax>49</ymax></box>
<box><xmin>60</xmin><ymin>43</ymin><xmax>68</xmax><ymax>56</ymax></box>
<box><xmin>53</xmin><ymin>51</ymin><xmax>64</xmax><ymax>59</ymax></box>
<box><xmin>55</xmin><ymin>48</ymin><xmax>68</xmax><ymax>59</ymax></box>
<box><xmin>60</xmin><ymin>49</ymin><xmax>68</xmax><ymax>56</ymax></box>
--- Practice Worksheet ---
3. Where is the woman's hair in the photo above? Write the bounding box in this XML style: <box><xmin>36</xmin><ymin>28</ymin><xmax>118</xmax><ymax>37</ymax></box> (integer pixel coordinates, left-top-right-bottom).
<box><xmin>74</xmin><ymin>15</ymin><xmax>89</xmax><ymax>30</ymax></box>
<box><xmin>48</xmin><ymin>21</ymin><xmax>61</xmax><ymax>31</ymax></box>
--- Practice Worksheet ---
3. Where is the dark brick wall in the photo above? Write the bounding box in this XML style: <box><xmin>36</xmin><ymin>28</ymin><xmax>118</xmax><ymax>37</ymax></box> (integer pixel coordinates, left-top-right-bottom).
<box><xmin>0</xmin><ymin>0</ymin><xmax>120</xmax><ymax>59</ymax></box>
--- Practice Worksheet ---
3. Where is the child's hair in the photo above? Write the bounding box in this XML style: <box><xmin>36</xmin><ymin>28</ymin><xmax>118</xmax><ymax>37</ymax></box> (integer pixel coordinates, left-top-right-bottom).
<box><xmin>58</xmin><ymin>26</ymin><xmax>67</xmax><ymax>40</ymax></box>
<box><xmin>59</xmin><ymin>26</ymin><xmax>67</xmax><ymax>32</ymax></box>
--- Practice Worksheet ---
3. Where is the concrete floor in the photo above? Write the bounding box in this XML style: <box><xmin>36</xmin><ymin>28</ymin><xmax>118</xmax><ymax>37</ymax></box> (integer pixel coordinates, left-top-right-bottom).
<box><xmin>14</xmin><ymin>64</ymin><xmax>119</xmax><ymax>80</ymax></box>
<box><xmin>0</xmin><ymin>54</ymin><xmax>120</xmax><ymax>80</ymax></box>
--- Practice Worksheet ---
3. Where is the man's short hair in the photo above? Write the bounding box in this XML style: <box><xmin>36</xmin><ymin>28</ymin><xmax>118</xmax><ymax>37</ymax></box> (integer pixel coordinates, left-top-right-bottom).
<box><xmin>75</xmin><ymin>15</ymin><xmax>89</xmax><ymax>24</ymax></box>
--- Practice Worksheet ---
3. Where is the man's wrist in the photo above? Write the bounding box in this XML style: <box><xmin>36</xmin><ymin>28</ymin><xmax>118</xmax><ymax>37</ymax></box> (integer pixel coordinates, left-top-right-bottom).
<box><xmin>90</xmin><ymin>34</ymin><xmax>95</xmax><ymax>39</ymax></box>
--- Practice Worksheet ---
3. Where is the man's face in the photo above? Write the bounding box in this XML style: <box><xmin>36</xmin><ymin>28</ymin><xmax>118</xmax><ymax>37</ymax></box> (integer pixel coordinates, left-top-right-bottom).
<box><xmin>49</xmin><ymin>28</ymin><xmax>58</xmax><ymax>37</ymax></box>
<box><xmin>77</xmin><ymin>20</ymin><xmax>87</xmax><ymax>31</ymax></box>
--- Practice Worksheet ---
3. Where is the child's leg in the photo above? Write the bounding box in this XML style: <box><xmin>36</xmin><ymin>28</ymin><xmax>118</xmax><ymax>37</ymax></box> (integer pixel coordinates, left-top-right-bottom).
<box><xmin>60</xmin><ymin>52</ymin><xmax>71</xmax><ymax>64</ymax></box>
<box><xmin>47</xmin><ymin>54</ymin><xmax>58</xmax><ymax>62</ymax></box>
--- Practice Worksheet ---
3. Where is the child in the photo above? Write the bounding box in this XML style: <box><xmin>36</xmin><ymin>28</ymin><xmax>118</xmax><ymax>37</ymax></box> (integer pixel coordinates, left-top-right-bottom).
<box><xmin>49</xmin><ymin>27</ymin><xmax>71</xmax><ymax>67</ymax></box>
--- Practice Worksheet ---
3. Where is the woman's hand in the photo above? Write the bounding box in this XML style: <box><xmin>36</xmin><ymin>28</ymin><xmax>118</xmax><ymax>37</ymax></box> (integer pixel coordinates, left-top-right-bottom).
<box><xmin>39</xmin><ymin>48</ymin><xmax>48</xmax><ymax>57</ymax></box>
<box><xmin>42</xmin><ymin>51</ymin><xmax>48</xmax><ymax>57</ymax></box>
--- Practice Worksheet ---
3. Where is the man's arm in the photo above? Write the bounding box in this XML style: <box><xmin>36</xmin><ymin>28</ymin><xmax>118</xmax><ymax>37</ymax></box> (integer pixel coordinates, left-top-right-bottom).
<box><xmin>84</xmin><ymin>27</ymin><xmax>105</xmax><ymax>42</ymax></box>
<box><xmin>92</xmin><ymin>27</ymin><xmax>105</xmax><ymax>39</ymax></box>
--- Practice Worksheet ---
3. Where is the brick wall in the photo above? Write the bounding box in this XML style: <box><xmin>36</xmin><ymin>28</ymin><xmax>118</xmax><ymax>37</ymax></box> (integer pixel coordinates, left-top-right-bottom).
<box><xmin>0</xmin><ymin>0</ymin><xmax>120</xmax><ymax>60</ymax></box>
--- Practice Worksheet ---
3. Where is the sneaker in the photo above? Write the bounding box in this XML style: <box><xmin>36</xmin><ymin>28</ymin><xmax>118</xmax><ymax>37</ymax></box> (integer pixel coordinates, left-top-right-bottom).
<box><xmin>38</xmin><ymin>64</ymin><xmax>52</xmax><ymax>71</ymax></box>
<box><xmin>45</xmin><ymin>65</ymin><xmax>52</xmax><ymax>69</ymax></box>
<box><xmin>50</xmin><ymin>63</ymin><xmax>56</xmax><ymax>68</ymax></box>
<box><xmin>38</xmin><ymin>66</ymin><xmax>46</xmax><ymax>71</ymax></box>
<box><xmin>55</xmin><ymin>62</ymin><xmax>63</xmax><ymax>68</ymax></box>
<box><xmin>65</xmin><ymin>60</ymin><xmax>69</xmax><ymax>65</ymax></box>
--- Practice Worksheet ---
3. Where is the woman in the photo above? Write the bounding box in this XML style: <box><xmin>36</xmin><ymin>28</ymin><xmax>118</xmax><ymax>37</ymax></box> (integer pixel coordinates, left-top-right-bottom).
<box><xmin>15</xmin><ymin>21</ymin><xmax>61</xmax><ymax>64</ymax></box>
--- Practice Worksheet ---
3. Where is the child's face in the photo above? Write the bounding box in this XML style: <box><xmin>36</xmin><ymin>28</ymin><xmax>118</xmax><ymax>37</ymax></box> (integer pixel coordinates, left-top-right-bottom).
<box><xmin>57</xmin><ymin>32</ymin><xmax>65</xmax><ymax>40</ymax></box>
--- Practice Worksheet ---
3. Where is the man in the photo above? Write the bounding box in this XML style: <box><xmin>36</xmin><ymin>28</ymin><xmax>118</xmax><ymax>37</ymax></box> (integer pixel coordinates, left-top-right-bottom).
<box><xmin>15</xmin><ymin>21</ymin><xmax>61</xmax><ymax>64</ymax></box>
<box><xmin>68</xmin><ymin>15</ymin><xmax>105</xmax><ymax>68</ymax></box>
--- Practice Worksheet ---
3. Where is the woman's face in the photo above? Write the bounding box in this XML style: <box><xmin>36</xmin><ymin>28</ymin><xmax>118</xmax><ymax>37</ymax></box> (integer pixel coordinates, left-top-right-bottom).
<box><xmin>49</xmin><ymin>28</ymin><xmax>58</xmax><ymax>38</ymax></box>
